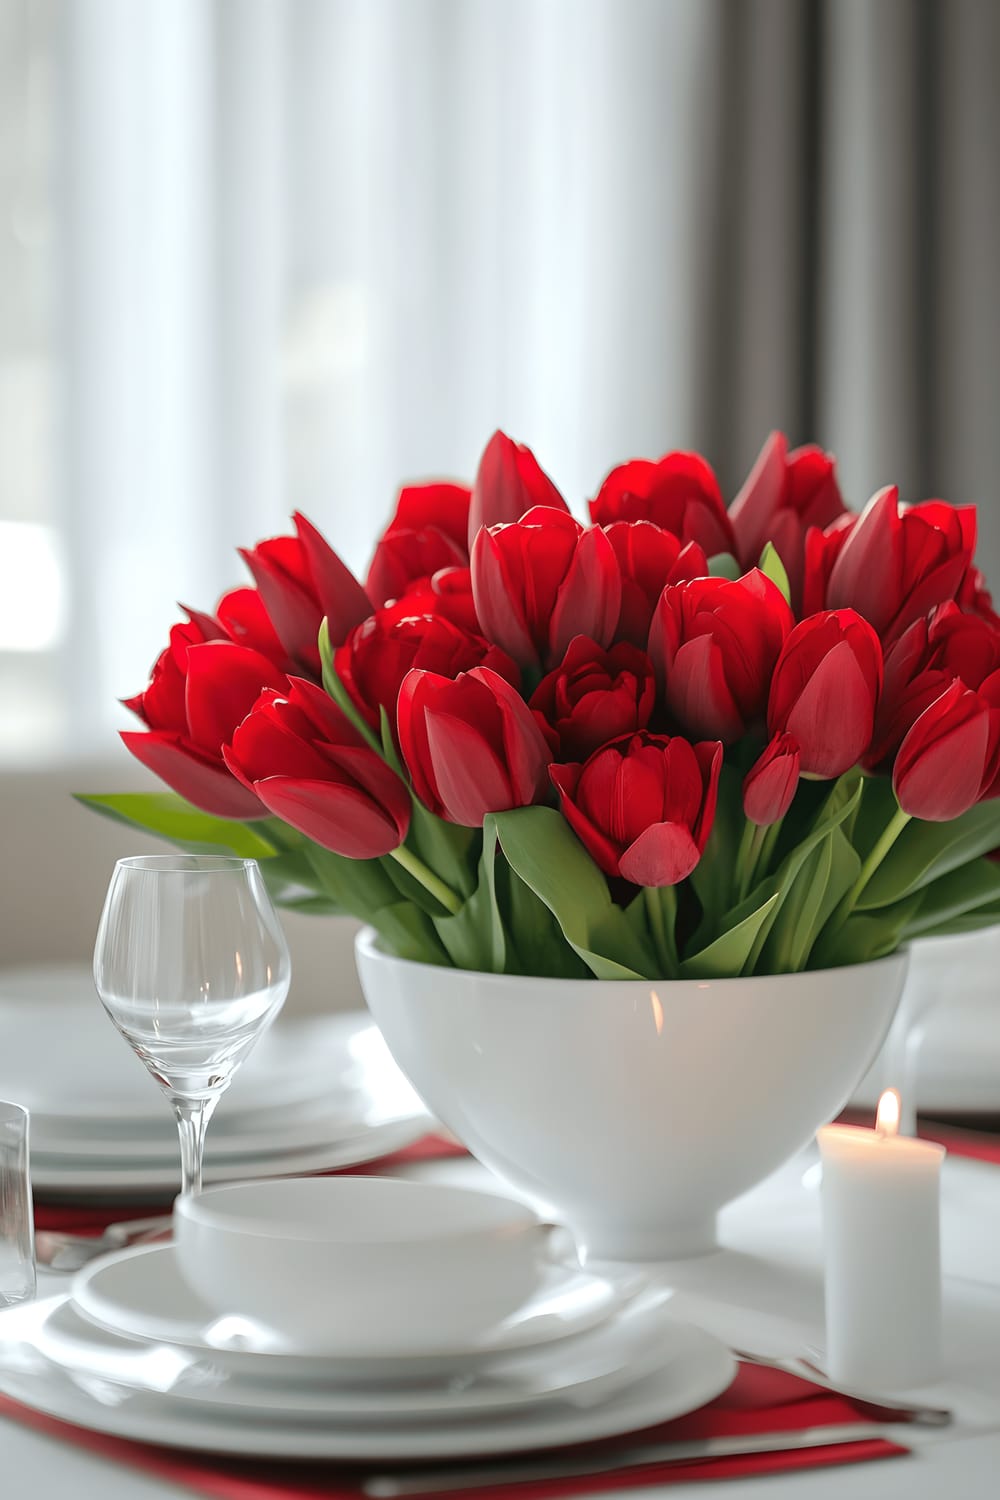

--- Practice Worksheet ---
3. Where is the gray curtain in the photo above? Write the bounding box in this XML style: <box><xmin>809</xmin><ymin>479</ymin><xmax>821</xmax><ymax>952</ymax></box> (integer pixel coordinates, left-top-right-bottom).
<box><xmin>691</xmin><ymin>0</ymin><xmax>1000</xmax><ymax>571</ymax></box>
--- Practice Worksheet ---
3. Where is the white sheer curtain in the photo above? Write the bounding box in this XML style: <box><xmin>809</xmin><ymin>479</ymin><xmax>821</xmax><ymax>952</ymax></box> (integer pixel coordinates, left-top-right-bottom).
<box><xmin>56</xmin><ymin>0</ymin><xmax>713</xmax><ymax>757</ymax></box>
<box><xmin>3</xmin><ymin>0</ymin><xmax>997</xmax><ymax>762</ymax></box>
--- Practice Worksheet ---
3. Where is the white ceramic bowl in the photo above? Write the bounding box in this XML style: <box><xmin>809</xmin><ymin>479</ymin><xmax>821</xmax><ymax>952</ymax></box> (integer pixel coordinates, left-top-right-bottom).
<box><xmin>356</xmin><ymin>930</ymin><xmax>908</xmax><ymax>1261</ymax></box>
<box><xmin>173</xmin><ymin>1176</ymin><xmax>543</xmax><ymax>1353</ymax></box>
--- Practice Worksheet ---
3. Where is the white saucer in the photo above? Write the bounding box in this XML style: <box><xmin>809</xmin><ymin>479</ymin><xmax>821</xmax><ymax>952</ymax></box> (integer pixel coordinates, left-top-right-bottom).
<box><xmin>73</xmin><ymin>1242</ymin><xmax>641</xmax><ymax>1374</ymax></box>
<box><xmin>0</xmin><ymin>1310</ymin><xmax>735</xmax><ymax>1460</ymax></box>
<box><xmin>32</xmin><ymin>1290</ymin><xmax>683</xmax><ymax>1419</ymax></box>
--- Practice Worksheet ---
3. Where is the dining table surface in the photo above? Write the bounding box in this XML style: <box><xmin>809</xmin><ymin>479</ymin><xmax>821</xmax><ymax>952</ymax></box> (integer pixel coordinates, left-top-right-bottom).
<box><xmin>3</xmin><ymin>1136</ymin><xmax>999</xmax><ymax>1499</ymax></box>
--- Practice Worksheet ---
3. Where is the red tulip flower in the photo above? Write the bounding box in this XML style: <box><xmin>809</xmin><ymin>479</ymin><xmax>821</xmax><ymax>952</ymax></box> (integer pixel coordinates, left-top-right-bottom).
<box><xmin>550</xmin><ymin>732</ymin><xmax>723</xmax><ymax>886</ymax></box>
<box><xmin>224</xmin><ymin>679</ymin><xmax>411</xmax><ymax>858</ymax></box>
<box><xmin>603</xmin><ymin>521</ymin><xmax>708</xmax><ymax>646</ymax></box>
<box><xmin>398</xmin><ymin>666</ymin><xmax>552</xmax><ymax>826</ymax></box>
<box><xmin>122</xmin><ymin>619</ymin><xmax>288</xmax><ymax>819</ymax></box>
<box><xmin>825</xmin><ymin>487</ymin><xmax>976</xmax><ymax>642</ymax></box>
<box><xmin>335</xmin><ymin>600</ymin><xmax>518</xmax><ymax>731</ymax></box>
<box><xmin>958</xmin><ymin>564</ymin><xmax>1000</xmax><ymax>631</ymax></box>
<box><xmin>467</xmin><ymin>430</ymin><xmax>568</xmax><ymax>548</ymax></box>
<box><xmin>893</xmin><ymin>676</ymin><xmax>1000</xmax><ymax>822</ymax></box>
<box><xmin>366</xmin><ymin>483</ymin><xmax>471</xmax><ymax>608</ymax></box>
<box><xmin>240</xmin><ymin>512</ymin><xmax>373</xmax><ymax>676</ymax></box>
<box><xmin>868</xmin><ymin>603</ymin><xmax>1000</xmax><ymax>768</ymax></box>
<box><xmin>800</xmin><ymin>515</ymin><xmax>857</xmax><ymax>618</ymax></box>
<box><xmin>589</xmin><ymin>451</ymin><xmax>735</xmax><ymax>558</ymax></box>
<box><xmin>743</xmin><ymin>733</ymin><xmax>801</xmax><ymax>826</ymax></box>
<box><xmin>729</xmin><ymin>431</ymin><xmax>847</xmax><ymax>608</ymax></box>
<box><xmin>211</xmin><ymin>587</ymin><xmax>294</xmax><ymax>672</ymax></box>
<box><xmin>649</xmin><ymin>570</ymin><xmax>793</xmax><ymax>744</ymax></box>
<box><xmin>530</xmin><ymin>637</ymin><xmax>656</xmax><ymax>762</ymax></box>
<box><xmin>396</xmin><ymin>567</ymin><xmax>480</xmax><ymax>635</ymax></box>
<box><xmin>471</xmin><ymin>508</ymin><xmax>621</xmax><ymax>673</ymax></box>
<box><xmin>767</xmin><ymin>609</ymin><xmax>883</xmax><ymax>778</ymax></box>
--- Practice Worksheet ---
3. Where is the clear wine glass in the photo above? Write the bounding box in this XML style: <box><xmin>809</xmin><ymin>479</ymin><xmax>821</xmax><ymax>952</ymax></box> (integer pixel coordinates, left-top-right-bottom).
<box><xmin>93</xmin><ymin>855</ymin><xmax>291</xmax><ymax>1196</ymax></box>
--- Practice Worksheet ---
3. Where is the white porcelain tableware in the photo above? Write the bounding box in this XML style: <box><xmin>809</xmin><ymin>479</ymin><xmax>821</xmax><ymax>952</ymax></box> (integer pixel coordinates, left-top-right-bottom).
<box><xmin>32</xmin><ymin>1289</ymin><xmax>681</xmax><ymax>1417</ymax></box>
<box><xmin>71</xmin><ymin>1242</ymin><xmax>638</xmax><ymax>1379</ymax></box>
<box><xmin>173</xmin><ymin>1176</ymin><xmax>546</xmax><ymax>1353</ymax></box>
<box><xmin>28</xmin><ymin>1115</ymin><xmax>429</xmax><ymax>1202</ymax></box>
<box><xmin>0</xmin><ymin>1307</ymin><xmax>735</xmax><ymax>1459</ymax></box>
<box><xmin>357</xmin><ymin>928</ymin><xmax>908</xmax><ymax>1260</ymax></box>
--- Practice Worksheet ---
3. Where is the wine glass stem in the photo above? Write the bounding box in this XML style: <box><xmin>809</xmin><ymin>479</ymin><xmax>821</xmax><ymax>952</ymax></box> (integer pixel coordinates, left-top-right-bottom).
<box><xmin>174</xmin><ymin>1102</ymin><xmax>213</xmax><ymax>1196</ymax></box>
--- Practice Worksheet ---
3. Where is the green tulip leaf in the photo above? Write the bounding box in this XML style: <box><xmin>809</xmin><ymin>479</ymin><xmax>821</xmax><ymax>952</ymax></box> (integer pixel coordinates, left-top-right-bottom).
<box><xmin>493</xmin><ymin>807</ymin><xmax>658</xmax><ymax>979</ymax></box>
<box><xmin>433</xmin><ymin>820</ymin><xmax>502</xmax><ymax>972</ymax></box>
<box><xmin>856</xmin><ymin>798</ymin><xmax>1000</xmax><ymax>909</ymax></box>
<box><xmin>707</xmin><ymin>551</ymin><xmax>741</xmax><ymax>580</ymax></box>
<box><xmin>817</xmin><ymin>895</ymin><xmax>924</xmax><ymax>968</ymax></box>
<box><xmin>689</xmin><ymin>765</ymin><xmax>743</xmax><ymax>943</ymax></box>
<box><xmin>370</xmin><ymin>901</ymin><xmax>451</xmax><ymax>966</ymax></box>
<box><xmin>681</xmin><ymin>887</ymin><xmax>780</xmax><ymax>978</ymax></box>
<box><xmin>302</xmin><ymin>844</ymin><xmax>400</xmax><ymax>920</ymax></box>
<box><xmin>760</xmin><ymin>824</ymin><xmax>859</xmax><ymax>974</ymax></box>
<box><xmin>911</xmin><ymin>899</ymin><xmax>1000</xmax><ymax>939</ymax></box>
<box><xmin>900</xmin><ymin>857</ymin><xmax>1000</xmax><ymax>941</ymax></box>
<box><xmin>757</xmin><ymin>542</ymin><xmax>792</xmax><ymax>606</ymax></box>
<box><xmin>406</xmin><ymin>801</ymin><xmax>479</xmax><ymax>901</ymax></box>
<box><xmin>74</xmin><ymin>793</ymin><xmax>278</xmax><ymax>859</ymax></box>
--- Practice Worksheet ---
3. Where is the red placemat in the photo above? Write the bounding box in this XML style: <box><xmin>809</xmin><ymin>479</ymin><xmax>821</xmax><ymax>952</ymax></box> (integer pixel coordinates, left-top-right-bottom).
<box><xmin>0</xmin><ymin>1362</ymin><xmax>907</xmax><ymax>1498</ymax></box>
<box><xmin>33</xmin><ymin>1133</ymin><xmax>468</xmax><ymax>1234</ymax></box>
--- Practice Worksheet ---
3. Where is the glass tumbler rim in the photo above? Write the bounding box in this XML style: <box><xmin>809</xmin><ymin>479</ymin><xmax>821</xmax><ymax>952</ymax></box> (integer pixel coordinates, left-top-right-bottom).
<box><xmin>115</xmin><ymin>854</ymin><xmax>259</xmax><ymax>876</ymax></box>
<box><xmin>0</xmin><ymin>1099</ymin><xmax>29</xmax><ymax>1125</ymax></box>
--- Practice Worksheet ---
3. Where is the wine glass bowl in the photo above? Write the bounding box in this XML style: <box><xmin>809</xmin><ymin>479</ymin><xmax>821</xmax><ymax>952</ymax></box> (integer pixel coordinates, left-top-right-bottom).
<box><xmin>93</xmin><ymin>855</ymin><xmax>291</xmax><ymax>1194</ymax></box>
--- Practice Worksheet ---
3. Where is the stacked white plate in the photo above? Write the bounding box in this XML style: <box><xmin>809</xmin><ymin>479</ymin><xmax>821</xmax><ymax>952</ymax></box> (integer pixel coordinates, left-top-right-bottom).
<box><xmin>0</xmin><ymin>966</ymin><xmax>431</xmax><ymax>1200</ymax></box>
<box><xmin>0</xmin><ymin>1243</ymin><xmax>735</xmax><ymax>1460</ymax></box>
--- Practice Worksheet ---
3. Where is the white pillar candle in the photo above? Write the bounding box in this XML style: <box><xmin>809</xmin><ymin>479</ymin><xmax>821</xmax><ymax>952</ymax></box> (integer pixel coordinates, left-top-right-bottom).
<box><xmin>817</xmin><ymin>1089</ymin><xmax>945</xmax><ymax>1390</ymax></box>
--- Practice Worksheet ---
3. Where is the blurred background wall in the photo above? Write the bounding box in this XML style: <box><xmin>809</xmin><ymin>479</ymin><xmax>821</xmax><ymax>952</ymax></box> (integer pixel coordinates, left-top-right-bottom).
<box><xmin>1</xmin><ymin>0</ymin><xmax>999</xmax><ymax>979</ymax></box>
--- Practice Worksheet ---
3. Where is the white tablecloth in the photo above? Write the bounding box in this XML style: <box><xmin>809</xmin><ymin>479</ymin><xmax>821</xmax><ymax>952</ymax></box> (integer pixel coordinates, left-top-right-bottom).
<box><xmin>3</xmin><ymin>1146</ymin><xmax>1000</xmax><ymax>1497</ymax></box>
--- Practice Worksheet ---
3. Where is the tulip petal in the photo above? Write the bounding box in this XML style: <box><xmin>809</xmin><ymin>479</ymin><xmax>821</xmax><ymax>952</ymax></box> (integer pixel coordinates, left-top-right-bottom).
<box><xmin>469</xmin><ymin>431</ymin><xmax>568</xmax><ymax>547</ymax></box>
<box><xmin>894</xmin><ymin>705</ymin><xmax>990</xmax><ymax>821</ymax></box>
<box><xmin>619</xmin><ymin>823</ymin><xmax>702</xmax><ymax>886</ymax></box>
<box><xmin>120</xmin><ymin>730</ymin><xmax>263</xmax><ymax>820</ymax></box>
<box><xmin>470</xmin><ymin>528</ymin><xmax>539</xmax><ymax>669</ymax></box>
<box><xmin>424</xmin><ymin>710</ymin><xmax>512</xmax><ymax>825</ymax></box>
<box><xmin>184</xmin><ymin>643</ymin><xmax>287</xmax><ymax>755</ymax></box>
<box><xmin>549</xmin><ymin>526</ymin><xmax>622</xmax><ymax>663</ymax></box>
<box><xmin>254</xmin><ymin>776</ymin><xmax>405</xmax><ymax>858</ymax></box>
<box><xmin>667</xmin><ymin>634</ymin><xmax>745</xmax><ymax>743</ymax></box>
<box><xmin>294</xmin><ymin>511</ymin><xmax>374</xmax><ymax>640</ymax></box>
<box><xmin>826</xmin><ymin>487</ymin><xmax>901</xmax><ymax>632</ymax></box>
<box><xmin>729</xmin><ymin>430</ymin><xmax>788</xmax><ymax>568</ymax></box>
<box><xmin>551</xmin><ymin>777</ymin><xmax>625</xmax><ymax>878</ymax></box>
<box><xmin>784</xmin><ymin>640</ymin><xmax>875</xmax><ymax>777</ymax></box>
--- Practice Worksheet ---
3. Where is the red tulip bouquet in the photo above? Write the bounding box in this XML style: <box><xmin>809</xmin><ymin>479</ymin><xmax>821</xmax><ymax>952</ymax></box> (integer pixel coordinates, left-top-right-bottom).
<box><xmin>82</xmin><ymin>431</ymin><xmax>1000</xmax><ymax>980</ymax></box>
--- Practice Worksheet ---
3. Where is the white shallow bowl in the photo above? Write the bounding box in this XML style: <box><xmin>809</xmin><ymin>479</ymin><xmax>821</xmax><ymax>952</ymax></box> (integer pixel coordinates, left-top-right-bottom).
<box><xmin>173</xmin><ymin>1176</ymin><xmax>544</xmax><ymax>1353</ymax></box>
<box><xmin>357</xmin><ymin>929</ymin><xmax>908</xmax><ymax>1261</ymax></box>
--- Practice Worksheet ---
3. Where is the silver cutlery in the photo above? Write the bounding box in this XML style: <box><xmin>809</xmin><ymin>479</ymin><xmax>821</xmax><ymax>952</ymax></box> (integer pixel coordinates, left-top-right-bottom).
<box><xmin>35</xmin><ymin>1215</ymin><xmax>173</xmax><ymax>1272</ymax></box>
<box><xmin>731</xmin><ymin>1348</ymin><xmax>952</xmax><ymax>1426</ymax></box>
<box><xmin>361</xmin><ymin>1421</ymin><xmax>893</xmax><ymax>1496</ymax></box>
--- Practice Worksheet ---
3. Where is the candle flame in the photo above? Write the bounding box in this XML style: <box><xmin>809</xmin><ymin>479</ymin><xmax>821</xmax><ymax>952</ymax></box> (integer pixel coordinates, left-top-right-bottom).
<box><xmin>650</xmin><ymin>991</ymin><xmax>664</xmax><ymax>1036</ymax></box>
<box><xmin>876</xmin><ymin>1088</ymin><xmax>901</xmax><ymax>1138</ymax></box>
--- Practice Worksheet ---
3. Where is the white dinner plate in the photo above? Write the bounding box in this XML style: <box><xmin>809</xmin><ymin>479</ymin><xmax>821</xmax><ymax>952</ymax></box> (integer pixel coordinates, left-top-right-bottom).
<box><xmin>32</xmin><ymin>1097</ymin><xmax>423</xmax><ymax>1166</ymax></box>
<box><xmin>72</xmin><ymin>1243</ymin><xmax>641</xmax><ymax>1375</ymax></box>
<box><xmin>0</xmin><ymin>1313</ymin><xmax>734</xmax><ymax>1460</ymax></box>
<box><xmin>31</xmin><ymin>1116</ymin><xmax>428</xmax><ymax>1201</ymax></box>
<box><xmin>31</xmin><ymin>1291</ymin><xmax>681</xmax><ymax>1420</ymax></box>
<box><xmin>0</xmin><ymin>968</ymin><xmax>414</xmax><ymax>1124</ymax></box>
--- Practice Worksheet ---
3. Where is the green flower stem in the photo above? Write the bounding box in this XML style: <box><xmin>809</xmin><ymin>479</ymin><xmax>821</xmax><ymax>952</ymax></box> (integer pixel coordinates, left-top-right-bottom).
<box><xmin>736</xmin><ymin>822</ymin><xmax>768</xmax><ymax>904</ymax></box>
<box><xmin>823</xmin><ymin>803</ymin><xmax>912</xmax><ymax>947</ymax></box>
<box><xmin>844</xmin><ymin>804</ymin><xmax>912</xmax><ymax>914</ymax></box>
<box><xmin>644</xmin><ymin>884</ymin><xmax>678</xmax><ymax>977</ymax></box>
<box><xmin>758</xmin><ymin>817</ymin><xmax>784</xmax><ymax>879</ymax></box>
<box><xmin>389</xmin><ymin>845</ymin><xmax>462</xmax><ymax>915</ymax></box>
